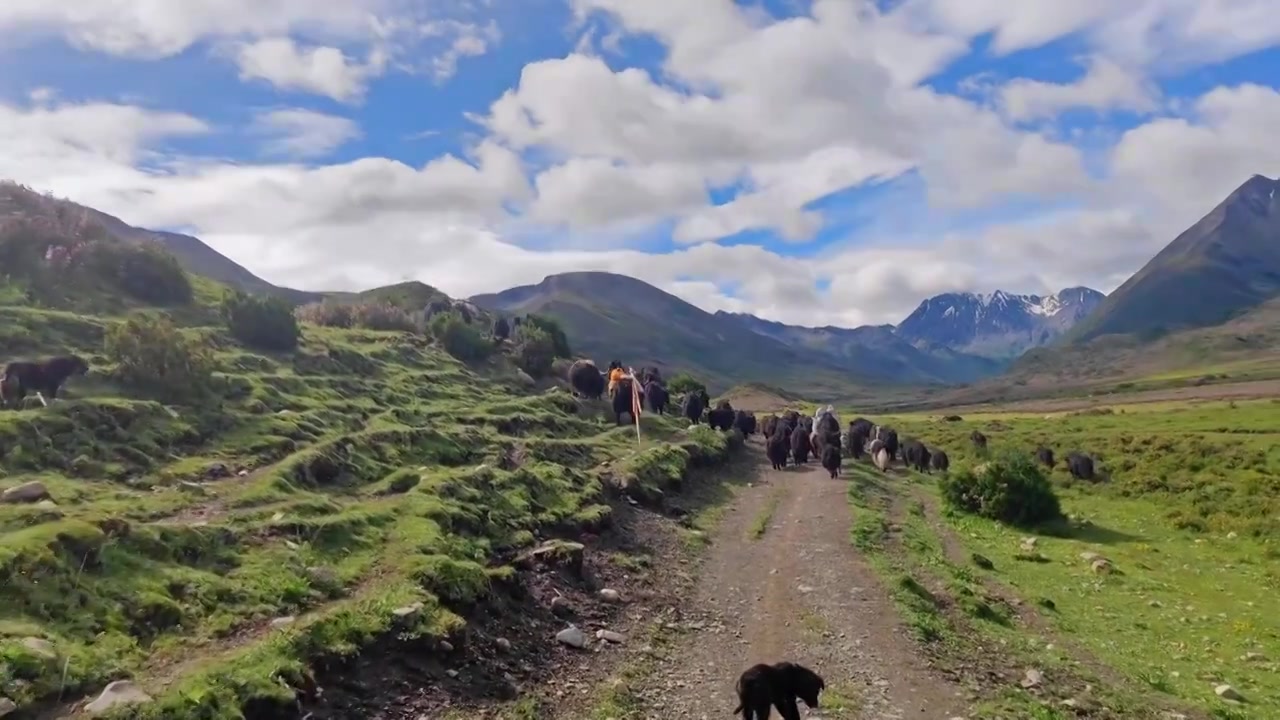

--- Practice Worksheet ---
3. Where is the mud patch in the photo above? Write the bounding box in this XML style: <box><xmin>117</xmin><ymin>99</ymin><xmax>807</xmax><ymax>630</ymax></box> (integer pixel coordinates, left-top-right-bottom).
<box><xmin>296</xmin><ymin>499</ymin><xmax>691</xmax><ymax>719</ymax></box>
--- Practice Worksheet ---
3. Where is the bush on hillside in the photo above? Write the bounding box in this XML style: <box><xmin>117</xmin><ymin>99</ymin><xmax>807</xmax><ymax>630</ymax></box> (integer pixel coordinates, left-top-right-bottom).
<box><xmin>668</xmin><ymin>373</ymin><xmax>707</xmax><ymax>397</ymax></box>
<box><xmin>514</xmin><ymin>324</ymin><xmax>556</xmax><ymax>378</ymax></box>
<box><xmin>0</xmin><ymin>215</ymin><xmax>192</xmax><ymax>307</ymax></box>
<box><xmin>295</xmin><ymin>300</ymin><xmax>419</xmax><ymax>332</ymax></box>
<box><xmin>521</xmin><ymin>314</ymin><xmax>571</xmax><ymax>357</ymax></box>
<box><xmin>295</xmin><ymin>301</ymin><xmax>355</xmax><ymax>328</ymax></box>
<box><xmin>429</xmin><ymin>310</ymin><xmax>490</xmax><ymax>362</ymax></box>
<box><xmin>78</xmin><ymin>240</ymin><xmax>193</xmax><ymax>306</ymax></box>
<box><xmin>940</xmin><ymin>451</ymin><xmax>1064</xmax><ymax>528</ymax></box>
<box><xmin>351</xmin><ymin>301</ymin><xmax>419</xmax><ymax>332</ymax></box>
<box><xmin>105</xmin><ymin>313</ymin><xmax>216</xmax><ymax>402</ymax></box>
<box><xmin>221</xmin><ymin>291</ymin><xmax>300</xmax><ymax>351</ymax></box>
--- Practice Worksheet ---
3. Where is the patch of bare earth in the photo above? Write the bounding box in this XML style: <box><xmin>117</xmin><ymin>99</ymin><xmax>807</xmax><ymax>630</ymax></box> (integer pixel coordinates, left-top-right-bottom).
<box><xmin>281</xmin><ymin>459</ymin><xmax>743</xmax><ymax>720</ymax></box>
<box><xmin>619</xmin><ymin>444</ymin><xmax>968</xmax><ymax>718</ymax></box>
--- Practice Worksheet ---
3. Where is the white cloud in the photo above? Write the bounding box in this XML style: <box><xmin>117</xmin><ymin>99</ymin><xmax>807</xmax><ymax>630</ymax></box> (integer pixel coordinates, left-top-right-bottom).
<box><xmin>901</xmin><ymin>0</ymin><xmax>1280</xmax><ymax>71</ymax></box>
<box><xmin>0</xmin><ymin>1</ymin><xmax>500</xmax><ymax>99</ymax></box>
<box><xmin>233</xmin><ymin>38</ymin><xmax>384</xmax><ymax>103</ymax></box>
<box><xmin>1108</xmin><ymin>83</ymin><xmax>1280</xmax><ymax>229</ymax></box>
<box><xmin>2</xmin><ymin>0</ymin><xmax>1280</xmax><ymax>332</ymax></box>
<box><xmin>998</xmin><ymin>56</ymin><xmax>1160</xmax><ymax>121</ymax></box>
<box><xmin>488</xmin><ymin>0</ymin><xmax>1088</xmax><ymax>241</ymax></box>
<box><xmin>0</xmin><ymin>0</ymin><xmax>385</xmax><ymax>58</ymax></box>
<box><xmin>421</xmin><ymin>20</ymin><xmax>500</xmax><ymax>82</ymax></box>
<box><xmin>249</xmin><ymin>108</ymin><xmax>362</xmax><ymax>158</ymax></box>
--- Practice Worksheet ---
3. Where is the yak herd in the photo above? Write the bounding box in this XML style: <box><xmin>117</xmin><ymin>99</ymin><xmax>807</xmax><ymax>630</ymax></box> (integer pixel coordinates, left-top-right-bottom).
<box><xmin>565</xmin><ymin>359</ymin><xmax>1100</xmax><ymax>483</ymax></box>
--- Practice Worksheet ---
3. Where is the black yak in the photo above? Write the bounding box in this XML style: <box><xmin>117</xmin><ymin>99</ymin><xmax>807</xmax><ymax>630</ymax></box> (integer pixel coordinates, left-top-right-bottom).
<box><xmin>902</xmin><ymin>440</ymin><xmax>931</xmax><ymax>473</ymax></box>
<box><xmin>766</xmin><ymin>429</ymin><xmax>789</xmax><ymax>470</ymax></box>
<box><xmin>682</xmin><ymin>392</ymin><xmax>705</xmax><ymax>425</ymax></box>
<box><xmin>1</xmin><ymin>355</ymin><xmax>90</xmax><ymax>408</ymax></box>
<box><xmin>790</xmin><ymin>424</ymin><xmax>811</xmax><ymax>465</ymax></box>
<box><xmin>492</xmin><ymin>316</ymin><xmax>510</xmax><ymax>341</ymax></box>
<box><xmin>873</xmin><ymin>426</ymin><xmax>899</xmax><ymax>462</ymax></box>
<box><xmin>708</xmin><ymin>406</ymin><xmax>735</xmax><ymax>431</ymax></box>
<box><xmin>761</xmin><ymin>414</ymin><xmax>779</xmax><ymax>439</ymax></box>
<box><xmin>821</xmin><ymin>443</ymin><xmax>842</xmax><ymax>479</ymax></box>
<box><xmin>848</xmin><ymin>417</ymin><xmax>873</xmax><ymax>438</ymax></box>
<box><xmin>734</xmin><ymin>410</ymin><xmax>757</xmax><ymax>436</ymax></box>
<box><xmin>930</xmin><ymin>449</ymin><xmax>949</xmax><ymax>473</ymax></box>
<box><xmin>846</xmin><ymin>429</ymin><xmax>867</xmax><ymax>460</ymax></box>
<box><xmin>645</xmin><ymin>380</ymin><xmax>669</xmax><ymax>415</ymax></box>
<box><xmin>567</xmin><ymin>360</ymin><xmax>605</xmax><ymax>400</ymax></box>
<box><xmin>733</xmin><ymin>662</ymin><xmax>825</xmax><ymax>720</ymax></box>
<box><xmin>610</xmin><ymin>379</ymin><xmax>638</xmax><ymax>426</ymax></box>
<box><xmin>1067</xmin><ymin>451</ymin><xmax>1095</xmax><ymax>481</ymax></box>
<box><xmin>816</xmin><ymin>412</ymin><xmax>839</xmax><ymax>437</ymax></box>
<box><xmin>971</xmin><ymin>430</ymin><xmax>989</xmax><ymax>453</ymax></box>
<box><xmin>1036</xmin><ymin>446</ymin><xmax>1055</xmax><ymax>468</ymax></box>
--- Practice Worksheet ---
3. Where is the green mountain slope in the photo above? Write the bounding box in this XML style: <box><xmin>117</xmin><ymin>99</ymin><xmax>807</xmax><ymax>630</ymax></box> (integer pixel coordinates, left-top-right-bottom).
<box><xmin>1065</xmin><ymin>174</ymin><xmax>1280</xmax><ymax>344</ymax></box>
<box><xmin>469</xmin><ymin>271</ymin><xmax>990</xmax><ymax>395</ymax></box>
<box><xmin>469</xmin><ymin>271</ymin><xmax>872</xmax><ymax>395</ymax></box>
<box><xmin>0</xmin><ymin>181</ymin><xmax>321</xmax><ymax>304</ymax></box>
<box><xmin>0</xmin><ymin>215</ymin><xmax>745</xmax><ymax>719</ymax></box>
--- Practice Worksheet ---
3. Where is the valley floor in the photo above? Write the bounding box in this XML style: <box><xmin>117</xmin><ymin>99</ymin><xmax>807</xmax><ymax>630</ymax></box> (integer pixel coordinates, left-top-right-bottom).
<box><xmin>604</xmin><ymin>444</ymin><xmax>967</xmax><ymax>719</ymax></box>
<box><xmin>544</xmin><ymin>403</ymin><xmax>1277</xmax><ymax>720</ymax></box>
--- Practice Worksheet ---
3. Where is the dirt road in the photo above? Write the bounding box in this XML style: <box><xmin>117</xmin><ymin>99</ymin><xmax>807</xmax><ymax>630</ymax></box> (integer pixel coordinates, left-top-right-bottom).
<box><xmin>627</xmin><ymin>445</ymin><xmax>968</xmax><ymax>718</ymax></box>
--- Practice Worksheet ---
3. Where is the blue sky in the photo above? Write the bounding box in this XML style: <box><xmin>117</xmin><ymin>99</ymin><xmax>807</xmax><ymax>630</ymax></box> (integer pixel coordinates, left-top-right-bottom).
<box><xmin>1</xmin><ymin>0</ymin><xmax>1279</xmax><ymax>327</ymax></box>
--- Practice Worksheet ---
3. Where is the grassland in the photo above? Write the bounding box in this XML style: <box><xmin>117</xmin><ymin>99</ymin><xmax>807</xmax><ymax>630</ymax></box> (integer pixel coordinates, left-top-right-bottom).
<box><xmin>841</xmin><ymin>397</ymin><xmax>1280</xmax><ymax>718</ymax></box>
<box><xmin>0</xmin><ymin>297</ymin><xmax>744</xmax><ymax>719</ymax></box>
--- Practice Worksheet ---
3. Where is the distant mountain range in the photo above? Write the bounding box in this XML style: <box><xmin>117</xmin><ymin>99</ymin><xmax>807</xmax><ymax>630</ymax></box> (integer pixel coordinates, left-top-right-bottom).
<box><xmin>896</xmin><ymin>287</ymin><xmax>1105</xmax><ymax>358</ymax></box>
<box><xmin>470</xmin><ymin>274</ymin><xmax>1102</xmax><ymax>390</ymax></box>
<box><xmin>6</xmin><ymin>173</ymin><xmax>1280</xmax><ymax>396</ymax></box>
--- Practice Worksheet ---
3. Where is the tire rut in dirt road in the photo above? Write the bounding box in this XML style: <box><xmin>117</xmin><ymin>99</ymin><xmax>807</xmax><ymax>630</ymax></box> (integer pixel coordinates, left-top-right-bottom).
<box><xmin>631</xmin><ymin>446</ymin><xmax>968</xmax><ymax>718</ymax></box>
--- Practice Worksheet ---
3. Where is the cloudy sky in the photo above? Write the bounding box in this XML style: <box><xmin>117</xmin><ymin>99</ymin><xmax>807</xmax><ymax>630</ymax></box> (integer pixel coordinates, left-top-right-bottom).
<box><xmin>3</xmin><ymin>0</ymin><xmax>1279</xmax><ymax>327</ymax></box>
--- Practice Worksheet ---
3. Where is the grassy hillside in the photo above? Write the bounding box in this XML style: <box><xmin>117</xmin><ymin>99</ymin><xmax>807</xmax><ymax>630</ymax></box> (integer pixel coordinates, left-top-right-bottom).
<box><xmin>0</xmin><ymin>181</ymin><xmax>321</xmax><ymax>305</ymax></box>
<box><xmin>1066</xmin><ymin>174</ymin><xmax>1280</xmax><ymax>344</ymax></box>
<box><xmin>470</xmin><ymin>271</ymin><xmax>886</xmax><ymax>397</ymax></box>
<box><xmin>850</xmin><ymin>398</ymin><xmax>1280</xmax><ymax>716</ymax></box>
<box><xmin>0</xmin><ymin>229</ymin><xmax>746</xmax><ymax>718</ymax></box>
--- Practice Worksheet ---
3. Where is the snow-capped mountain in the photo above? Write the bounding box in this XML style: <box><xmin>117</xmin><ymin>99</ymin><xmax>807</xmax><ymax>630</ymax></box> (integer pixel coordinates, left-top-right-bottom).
<box><xmin>895</xmin><ymin>287</ymin><xmax>1105</xmax><ymax>359</ymax></box>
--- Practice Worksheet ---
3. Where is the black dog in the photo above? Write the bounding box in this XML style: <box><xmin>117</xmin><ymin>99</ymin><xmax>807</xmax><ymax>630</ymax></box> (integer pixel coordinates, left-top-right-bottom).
<box><xmin>733</xmin><ymin>661</ymin><xmax>825</xmax><ymax>720</ymax></box>
<box><xmin>1</xmin><ymin>355</ymin><xmax>90</xmax><ymax>408</ymax></box>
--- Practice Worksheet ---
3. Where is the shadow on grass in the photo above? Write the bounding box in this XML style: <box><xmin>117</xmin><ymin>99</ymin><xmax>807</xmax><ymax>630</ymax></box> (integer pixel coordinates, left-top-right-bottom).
<box><xmin>1037</xmin><ymin>517</ymin><xmax>1143</xmax><ymax>545</ymax></box>
<box><xmin>665</xmin><ymin>440</ymin><xmax>765</xmax><ymax>518</ymax></box>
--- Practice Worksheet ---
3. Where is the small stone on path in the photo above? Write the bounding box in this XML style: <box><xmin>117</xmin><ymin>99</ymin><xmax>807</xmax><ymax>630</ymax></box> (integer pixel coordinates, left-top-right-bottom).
<box><xmin>1214</xmin><ymin>684</ymin><xmax>1245</xmax><ymax>702</ymax></box>
<box><xmin>556</xmin><ymin>626</ymin><xmax>588</xmax><ymax>648</ymax></box>
<box><xmin>85</xmin><ymin>681</ymin><xmax>152</xmax><ymax>716</ymax></box>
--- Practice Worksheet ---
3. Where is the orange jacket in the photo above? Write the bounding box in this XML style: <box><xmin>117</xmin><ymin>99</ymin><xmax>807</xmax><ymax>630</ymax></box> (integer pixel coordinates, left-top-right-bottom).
<box><xmin>609</xmin><ymin>368</ymin><xmax>626</xmax><ymax>384</ymax></box>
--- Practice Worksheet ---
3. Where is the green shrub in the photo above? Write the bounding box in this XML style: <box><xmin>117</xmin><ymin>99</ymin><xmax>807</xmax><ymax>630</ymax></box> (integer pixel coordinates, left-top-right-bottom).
<box><xmin>79</xmin><ymin>241</ymin><xmax>193</xmax><ymax>306</ymax></box>
<box><xmin>940</xmin><ymin>451</ymin><xmax>1063</xmax><ymax>528</ymax></box>
<box><xmin>350</xmin><ymin>302</ymin><xmax>418</xmax><ymax>332</ymax></box>
<box><xmin>295</xmin><ymin>301</ymin><xmax>354</xmax><ymax>328</ymax></box>
<box><xmin>105</xmin><ymin>312</ymin><xmax>216</xmax><ymax>402</ymax></box>
<box><xmin>429</xmin><ymin>311</ymin><xmax>490</xmax><ymax>362</ymax></box>
<box><xmin>514</xmin><ymin>324</ymin><xmax>555</xmax><ymax>378</ymax></box>
<box><xmin>521</xmin><ymin>314</ymin><xmax>571</xmax><ymax>358</ymax></box>
<box><xmin>296</xmin><ymin>301</ymin><xmax>418</xmax><ymax>332</ymax></box>
<box><xmin>668</xmin><ymin>373</ymin><xmax>707</xmax><ymax>397</ymax></box>
<box><xmin>221</xmin><ymin>291</ymin><xmax>300</xmax><ymax>351</ymax></box>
